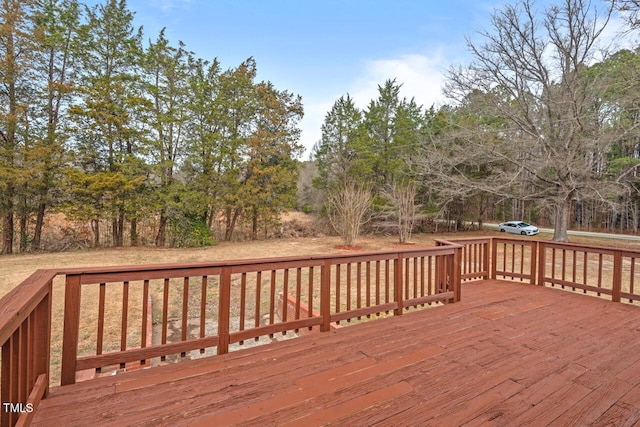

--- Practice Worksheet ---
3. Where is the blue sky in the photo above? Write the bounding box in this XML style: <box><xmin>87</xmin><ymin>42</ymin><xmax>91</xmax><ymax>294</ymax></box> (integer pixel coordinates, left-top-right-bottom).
<box><xmin>102</xmin><ymin>0</ymin><xmax>621</xmax><ymax>156</ymax></box>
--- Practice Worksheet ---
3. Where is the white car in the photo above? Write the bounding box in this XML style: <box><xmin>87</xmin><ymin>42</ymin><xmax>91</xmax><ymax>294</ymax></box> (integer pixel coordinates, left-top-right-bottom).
<box><xmin>498</xmin><ymin>221</ymin><xmax>539</xmax><ymax>236</ymax></box>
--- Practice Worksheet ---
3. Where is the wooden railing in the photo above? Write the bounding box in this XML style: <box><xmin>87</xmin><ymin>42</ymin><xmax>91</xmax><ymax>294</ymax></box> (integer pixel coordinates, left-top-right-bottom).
<box><xmin>0</xmin><ymin>244</ymin><xmax>464</xmax><ymax>425</ymax></box>
<box><xmin>436</xmin><ymin>238</ymin><xmax>490</xmax><ymax>281</ymax></box>
<box><xmin>4</xmin><ymin>235</ymin><xmax>639</xmax><ymax>425</ymax></box>
<box><xmin>487</xmin><ymin>237</ymin><xmax>640</xmax><ymax>304</ymax></box>
<box><xmin>492</xmin><ymin>238</ymin><xmax>537</xmax><ymax>284</ymax></box>
<box><xmin>0</xmin><ymin>269</ymin><xmax>56</xmax><ymax>427</ymax></box>
<box><xmin>536</xmin><ymin>241</ymin><xmax>640</xmax><ymax>303</ymax></box>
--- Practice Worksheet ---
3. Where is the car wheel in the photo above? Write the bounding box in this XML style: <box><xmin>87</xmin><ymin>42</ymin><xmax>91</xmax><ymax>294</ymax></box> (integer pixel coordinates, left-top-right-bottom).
<box><xmin>521</xmin><ymin>231</ymin><xmax>526</xmax><ymax>235</ymax></box>
<box><xmin>499</xmin><ymin>229</ymin><xmax>505</xmax><ymax>232</ymax></box>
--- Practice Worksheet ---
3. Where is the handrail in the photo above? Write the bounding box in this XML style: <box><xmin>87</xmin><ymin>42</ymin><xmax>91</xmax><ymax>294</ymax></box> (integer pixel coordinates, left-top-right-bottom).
<box><xmin>59</xmin><ymin>244</ymin><xmax>463</xmax><ymax>386</ymax></box>
<box><xmin>4</xmin><ymin>235</ymin><xmax>639</xmax><ymax>426</ymax></box>
<box><xmin>0</xmin><ymin>269</ymin><xmax>56</xmax><ymax>427</ymax></box>
<box><xmin>436</xmin><ymin>237</ymin><xmax>490</xmax><ymax>282</ymax></box>
<box><xmin>0</xmin><ymin>241</ymin><xmax>464</xmax><ymax>426</ymax></box>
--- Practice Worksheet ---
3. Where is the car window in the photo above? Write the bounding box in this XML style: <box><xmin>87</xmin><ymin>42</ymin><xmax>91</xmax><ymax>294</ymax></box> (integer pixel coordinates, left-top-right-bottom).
<box><xmin>517</xmin><ymin>222</ymin><xmax>530</xmax><ymax>227</ymax></box>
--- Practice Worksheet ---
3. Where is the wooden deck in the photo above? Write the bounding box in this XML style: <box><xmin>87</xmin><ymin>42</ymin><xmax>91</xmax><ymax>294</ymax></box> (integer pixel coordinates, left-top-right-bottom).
<box><xmin>31</xmin><ymin>279</ymin><xmax>640</xmax><ymax>426</ymax></box>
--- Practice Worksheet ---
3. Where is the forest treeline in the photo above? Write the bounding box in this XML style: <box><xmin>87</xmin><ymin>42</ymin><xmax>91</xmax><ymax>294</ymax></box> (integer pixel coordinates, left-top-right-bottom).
<box><xmin>3</xmin><ymin>0</ymin><xmax>640</xmax><ymax>254</ymax></box>
<box><xmin>309</xmin><ymin>0</ymin><xmax>640</xmax><ymax>244</ymax></box>
<box><xmin>0</xmin><ymin>0</ymin><xmax>303</xmax><ymax>253</ymax></box>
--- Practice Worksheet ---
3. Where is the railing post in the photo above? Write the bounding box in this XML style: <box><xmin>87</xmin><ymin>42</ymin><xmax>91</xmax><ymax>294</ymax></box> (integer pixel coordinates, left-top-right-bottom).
<box><xmin>394</xmin><ymin>253</ymin><xmax>403</xmax><ymax>315</ymax></box>
<box><xmin>537</xmin><ymin>242</ymin><xmax>546</xmax><ymax>287</ymax></box>
<box><xmin>453</xmin><ymin>247</ymin><xmax>462</xmax><ymax>302</ymax></box>
<box><xmin>61</xmin><ymin>274</ymin><xmax>81</xmax><ymax>386</ymax></box>
<box><xmin>491</xmin><ymin>238</ymin><xmax>498</xmax><ymax>280</ymax></box>
<box><xmin>321</xmin><ymin>259</ymin><xmax>331</xmax><ymax>332</ymax></box>
<box><xmin>217</xmin><ymin>267</ymin><xmax>231</xmax><ymax>355</ymax></box>
<box><xmin>1</xmin><ymin>340</ymin><xmax>11</xmax><ymax>427</ymax></box>
<box><xmin>437</xmin><ymin>253</ymin><xmax>444</xmax><ymax>292</ymax></box>
<box><xmin>484</xmin><ymin>240</ymin><xmax>490</xmax><ymax>280</ymax></box>
<box><xmin>34</xmin><ymin>281</ymin><xmax>52</xmax><ymax>397</ymax></box>
<box><xmin>530</xmin><ymin>241</ymin><xmax>538</xmax><ymax>286</ymax></box>
<box><xmin>613</xmin><ymin>250</ymin><xmax>622</xmax><ymax>303</ymax></box>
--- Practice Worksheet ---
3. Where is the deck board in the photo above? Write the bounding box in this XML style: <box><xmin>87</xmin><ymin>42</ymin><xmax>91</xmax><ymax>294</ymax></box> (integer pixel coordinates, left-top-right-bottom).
<box><xmin>32</xmin><ymin>280</ymin><xmax>640</xmax><ymax>426</ymax></box>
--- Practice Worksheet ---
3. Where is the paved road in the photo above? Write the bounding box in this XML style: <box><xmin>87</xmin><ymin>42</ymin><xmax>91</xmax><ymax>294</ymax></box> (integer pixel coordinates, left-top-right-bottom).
<box><xmin>484</xmin><ymin>223</ymin><xmax>640</xmax><ymax>242</ymax></box>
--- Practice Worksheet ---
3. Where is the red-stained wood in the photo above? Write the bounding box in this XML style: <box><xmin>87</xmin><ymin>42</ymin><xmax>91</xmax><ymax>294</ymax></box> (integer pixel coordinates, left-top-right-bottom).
<box><xmin>269</xmin><ymin>270</ymin><xmax>276</xmax><ymax>326</ymax></box>
<box><xmin>35</xmin><ymin>292</ymin><xmax>51</xmax><ymax>399</ymax></box>
<box><xmin>3</xmin><ymin>336</ymin><xmax>14</xmax><ymax>426</ymax></box>
<box><xmin>255</xmin><ymin>271</ymin><xmax>261</xmax><ymax>330</ymax></box>
<box><xmin>75</xmin><ymin>336</ymin><xmax>221</xmax><ymax>371</ymax></box>
<box><xmin>295</xmin><ymin>268</ymin><xmax>302</xmax><ymax>321</ymax></box>
<box><xmin>321</xmin><ymin>260</ymin><xmax>331</xmax><ymax>332</ymax></box>
<box><xmin>403</xmin><ymin>292</ymin><xmax>454</xmax><ymax>308</ymax></box>
<box><xmin>217</xmin><ymin>267</ymin><xmax>231</xmax><ymax>355</ymax></box>
<box><xmin>142</xmin><ymin>280</ymin><xmax>149</xmax><ymax>350</ymax></box>
<box><xmin>16</xmin><ymin>374</ymin><xmax>47</xmax><ymax>427</ymax></box>
<box><xmin>613</xmin><ymin>250</ymin><xmax>622</xmax><ymax>303</ymax></box>
<box><xmin>239</xmin><ymin>273</ymin><xmax>246</xmax><ymax>334</ymax></box>
<box><xmin>229</xmin><ymin>317</ymin><xmax>322</xmax><ymax>344</ymax></box>
<box><xmin>0</xmin><ymin>270</ymin><xmax>56</xmax><ymax>347</ymax></box>
<box><xmin>97</xmin><ymin>284</ymin><xmax>105</xmax><ymax>356</ymax></box>
<box><xmin>307</xmin><ymin>267</ymin><xmax>314</xmax><ymax>320</ymax></box>
<box><xmin>453</xmin><ymin>247</ymin><xmax>462</xmax><ymax>302</ymax></box>
<box><xmin>394</xmin><ymin>254</ymin><xmax>403</xmax><ymax>315</ymax></box>
<box><xmin>161</xmin><ymin>278</ymin><xmax>169</xmax><ymax>351</ymax></box>
<box><xmin>12</xmin><ymin>237</ymin><xmax>640</xmax><ymax>426</ymax></box>
<box><xmin>31</xmin><ymin>280</ymin><xmax>640</xmax><ymax>426</ymax></box>
<box><xmin>282</xmin><ymin>268</ymin><xmax>289</xmax><ymax>323</ymax></box>
<box><xmin>121</xmin><ymin>281</ymin><xmax>129</xmax><ymax>356</ymax></box>
<box><xmin>181</xmin><ymin>277</ymin><xmax>188</xmax><ymax>352</ymax></box>
<box><xmin>61</xmin><ymin>275</ymin><xmax>81</xmax><ymax>386</ymax></box>
<box><xmin>330</xmin><ymin>302</ymin><xmax>398</xmax><ymax>323</ymax></box>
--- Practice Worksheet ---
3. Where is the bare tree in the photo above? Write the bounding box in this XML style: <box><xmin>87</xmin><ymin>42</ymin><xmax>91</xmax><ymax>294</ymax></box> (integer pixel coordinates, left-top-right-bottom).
<box><xmin>382</xmin><ymin>180</ymin><xmax>417</xmax><ymax>243</ymax></box>
<box><xmin>616</xmin><ymin>0</ymin><xmax>640</xmax><ymax>27</ymax></box>
<box><xmin>440</xmin><ymin>0</ymin><xmax>619</xmax><ymax>241</ymax></box>
<box><xmin>327</xmin><ymin>180</ymin><xmax>372</xmax><ymax>247</ymax></box>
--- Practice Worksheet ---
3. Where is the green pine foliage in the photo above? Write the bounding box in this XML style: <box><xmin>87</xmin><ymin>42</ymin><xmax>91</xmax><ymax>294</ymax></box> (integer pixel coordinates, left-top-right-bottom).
<box><xmin>0</xmin><ymin>0</ymin><xmax>304</xmax><ymax>251</ymax></box>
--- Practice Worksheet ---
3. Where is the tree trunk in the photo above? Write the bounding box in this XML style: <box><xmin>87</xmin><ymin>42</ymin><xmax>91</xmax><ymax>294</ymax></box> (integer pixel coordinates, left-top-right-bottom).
<box><xmin>155</xmin><ymin>213</ymin><xmax>167</xmax><ymax>246</ymax></box>
<box><xmin>32</xmin><ymin>201</ymin><xmax>46</xmax><ymax>251</ymax></box>
<box><xmin>224</xmin><ymin>207</ymin><xmax>241</xmax><ymax>241</ymax></box>
<box><xmin>91</xmin><ymin>219</ymin><xmax>100</xmax><ymax>247</ymax></box>
<box><xmin>118</xmin><ymin>212</ymin><xmax>124</xmax><ymax>245</ymax></box>
<box><xmin>251</xmin><ymin>206</ymin><xmax>258</xmax><ymax>240</ymax></box>
<box><xmin>2</xmin><ymin>210</ymin><xmax>14</xmax><ymax>254</ymax></box>
<box><xmin>552</xmin><ymin>197</ymin><xmax>570</xmax><ymax>242</ymax></box>
<box><xmin>130</xmin><ymin>218</ymin><xmax>138</xmax><ymax>246</ymax></box>
<box><xmin>19</xmin><ymin>208</ymin><xmax>27</xmax><ymax>253</ymax></box>
<box><xmin>112</xmin><ymin>211</ymin><xmax>124</xmax><ymax>246</ymax></box>
<box><xmin>207</xmin><ymin>208</ymin><xmax>214</xmax><ymax>228</ymax></box>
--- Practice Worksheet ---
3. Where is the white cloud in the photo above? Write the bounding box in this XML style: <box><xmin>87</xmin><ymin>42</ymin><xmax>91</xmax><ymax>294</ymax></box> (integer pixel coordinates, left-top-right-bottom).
<box><xmin>298</xmin><ymin>51</ymin><xmax>449</xmax><ymax>158</ymax></box>
<box><xmin>149</xmin><ymin>0</ymin><xmax>192</xmax><ymax>13</ymax></box>
<box><xmin>298</xmin><ymin>100</ymin><xmax>334</xmax><ymax>159</ymax></box>
<box><xmin>351</xmin><ymin>52</ymin><xmax>448</xmax><ymax>110</ymax></box>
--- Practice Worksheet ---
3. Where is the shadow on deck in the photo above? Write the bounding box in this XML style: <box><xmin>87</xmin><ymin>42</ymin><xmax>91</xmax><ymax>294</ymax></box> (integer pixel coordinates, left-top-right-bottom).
<box><xmin>31</xmin><ymin>279</ymin><xmax>640</xmax><ymax>426</ymax></box>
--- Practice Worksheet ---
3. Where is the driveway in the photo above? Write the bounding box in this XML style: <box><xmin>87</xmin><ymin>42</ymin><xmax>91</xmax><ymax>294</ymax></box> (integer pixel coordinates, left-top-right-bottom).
<box><xmin>484</xmin><ymin>223</ymin><xmax>640</xmax><ymax>242</ymax></box>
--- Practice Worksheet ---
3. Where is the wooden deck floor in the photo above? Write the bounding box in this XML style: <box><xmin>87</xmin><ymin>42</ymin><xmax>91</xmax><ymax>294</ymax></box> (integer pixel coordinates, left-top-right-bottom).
<box><xmin>32</xmin><ymin>280</ymin><xmax>640</xmax><ymax>426</ymax></box>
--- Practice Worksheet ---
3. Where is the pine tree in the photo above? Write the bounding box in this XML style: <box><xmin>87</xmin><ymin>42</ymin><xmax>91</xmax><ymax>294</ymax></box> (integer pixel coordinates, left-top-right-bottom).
<box><xmin>67</xmin><ymin>0</ymin><xmax>144</xmax><ymax>246</ymax></box>
<box><xmin>141</xmin><ymin>29</ymin><xmax>192</xmax><ymax>246</ymax></box>
<box><xmin>0</xmin><ymin>0</ymin><xmax>36</xmax><ymax>253</ymax></box>
<box><xmin>28</xmin><ymin>0</ymin><xmax>81</xmax><ymax>250</ymax></box>
<box><xmin>313</xmin><ymin>94</ymin><xmax>370</xmax><ymax>190</ymax></box>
